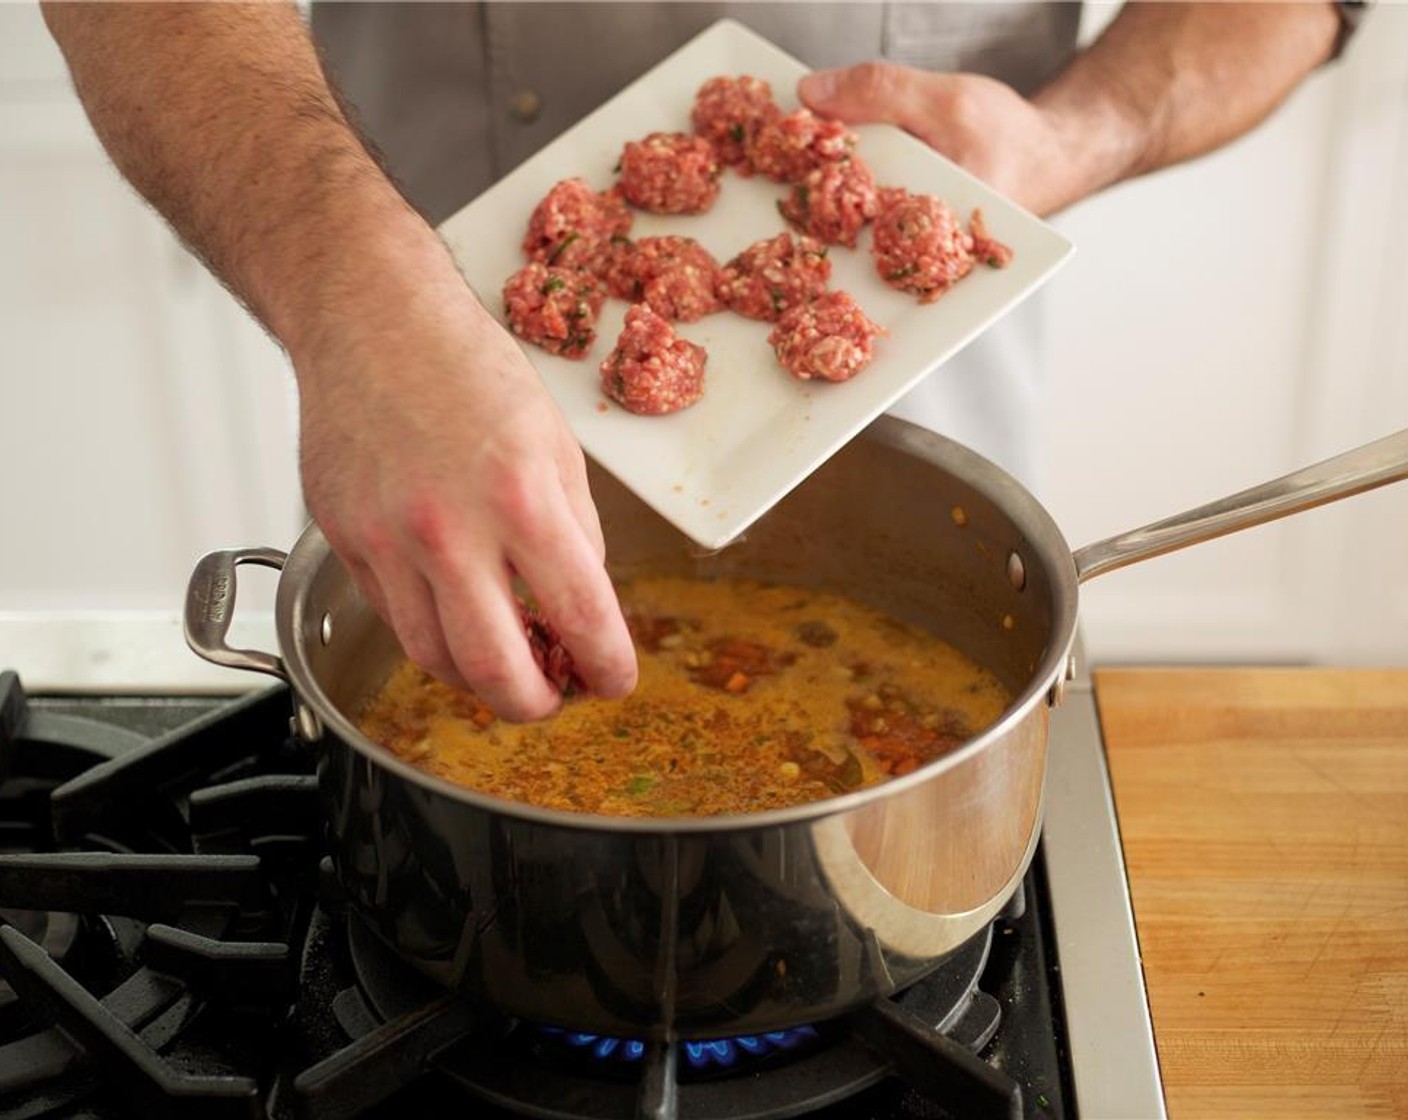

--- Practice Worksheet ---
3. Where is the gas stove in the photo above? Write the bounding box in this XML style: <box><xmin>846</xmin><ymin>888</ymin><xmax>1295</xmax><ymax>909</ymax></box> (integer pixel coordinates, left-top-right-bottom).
<box><xmin>0</xmin><ymin>669</ymin><xmax>1164</xmax><ymax>1119</ymax></box>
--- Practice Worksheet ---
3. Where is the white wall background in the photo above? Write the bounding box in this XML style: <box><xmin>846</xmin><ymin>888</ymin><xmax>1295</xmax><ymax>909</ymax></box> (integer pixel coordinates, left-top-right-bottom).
<box><xmin>1044</xmin><ymin>1</ymin><xmax>1408</xmax><ymax>668</ymax></box>
<box><xmin>0</xmin><ymin>3</ymin><xmax>302</xmax><ymax>688</ymax></box>
<box><xmin>2</xmin><ymin>1</ymin><xmax>1406</xmax><ymax>690</ymax></box>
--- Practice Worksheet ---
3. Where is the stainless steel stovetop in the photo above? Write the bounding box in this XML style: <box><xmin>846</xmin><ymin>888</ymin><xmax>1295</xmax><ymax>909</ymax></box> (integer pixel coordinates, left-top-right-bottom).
<box><xmin>0</xmin><ymin>667</ymin><xmax>1165</xmax><ymax>1118</ymax></box>
<box><xmin>1042</xmin><ymin>680</ymin><xmax>1165</xmax><ymax>1118</ymax></box>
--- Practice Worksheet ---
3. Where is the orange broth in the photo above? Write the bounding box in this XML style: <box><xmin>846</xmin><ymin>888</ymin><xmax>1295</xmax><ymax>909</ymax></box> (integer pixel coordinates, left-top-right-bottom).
<box><xmin>356</xmin><ymin>577</ymin><xmax>1009</xmax><ymax>817</ymax></box>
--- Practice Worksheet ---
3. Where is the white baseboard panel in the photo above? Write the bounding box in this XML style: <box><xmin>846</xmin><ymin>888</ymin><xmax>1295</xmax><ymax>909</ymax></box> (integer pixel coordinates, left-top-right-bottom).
<box><xmin>0</xmin><ymin>612</ymin><xmax>278</xmax><ymax>693</ymax></box>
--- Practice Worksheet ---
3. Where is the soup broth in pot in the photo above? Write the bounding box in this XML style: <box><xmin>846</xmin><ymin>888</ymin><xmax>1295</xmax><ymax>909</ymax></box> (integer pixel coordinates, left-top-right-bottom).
<box><xmin>356</xmin><ymin>576</ymin><xmax>1010</xmax><ymax>817</ymax></box>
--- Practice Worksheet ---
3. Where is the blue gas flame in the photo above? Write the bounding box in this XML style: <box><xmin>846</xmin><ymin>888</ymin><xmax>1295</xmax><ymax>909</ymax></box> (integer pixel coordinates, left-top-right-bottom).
<box><xmin>539</xmin><ymin>1024</ymin><xmax>820</xmax><ymax>1070</ymax></box>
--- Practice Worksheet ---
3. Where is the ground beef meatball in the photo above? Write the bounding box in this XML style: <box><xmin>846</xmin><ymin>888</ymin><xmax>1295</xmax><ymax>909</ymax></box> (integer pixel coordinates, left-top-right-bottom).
<box><xmin>768</xmin><ymin>290</ymin><xmax>885</xmax><ymax>383</ymax></box>
<box><xmin>746</xmin><ymin>109</ymin><xmax>858</xmax><ymax>184</ymax></box>
<box><xmin>601</xmin><ymin>304</ymin><xmax>707</xmax><ymax>415</ymax></box>
<box><xmin>690</xmin><ymin>75</ymin><xmax>782</xmax><ymax>173</ymax></box>
<box><xmin>617</xmin><ymin>132</ymin><xmax>722</xmax><ymax>214</ymax></box>
<box><xmin>521</xmin><ymin>601</ymin><xmax>584</xmax><ymax>695</ymax></box>
<box><xmin>719</xmin><ymin>232</ymin><xmax>832</xmax><ymax>322</ymax></box>
<box><xmin>778</xmin><ymin>156</ymin><xmax>880</xmax><ymax>248</ymax></box>
<box><xmin>599</xmin><ymin>235</ymin><xmax>638</xmax><ymax>299</ymax></box>
<box><xmin>870</xmin><ymin>187</ymin><xmax>977</xmax><ymax>303</ymax></box>
<box><xmin>521</xmin><ymin>178</ymin><xmax>633</xmax><ymax>272</ymax></box>
<box><xmin>503</xmin><ymin>263</ymin><xmax>606</xmax><ymax>360</ymax></box>
<box><xmin>969</xmin><ymin>208</ymin><xmax>1015</xmax><ymax>268</ymax></box>
<box><xmin>605</xmin><ymin>235</ymin><xmax>724</xmax><ymax>322</ymax></box>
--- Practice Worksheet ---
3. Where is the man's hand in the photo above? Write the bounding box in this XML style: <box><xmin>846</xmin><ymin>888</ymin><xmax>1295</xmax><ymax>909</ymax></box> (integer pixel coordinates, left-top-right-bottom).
<box><xmin>41</xmin><ymin>3</ymin><xmax>638</xmax><ymax>722</ymax></box>
<box><xmin>294</xmin><ymin>250</ymin><xmax>638</xmax><ymax>722</ymax></box>
<box><xmin>799</xmin><ymin>63</ymin><xmax>1096</xmax><ymax>217</ymax></box>
<box><xmin>799</xmin><ymin>3</ymin><xmax>1340</xmax><ymax>218</ymax></box>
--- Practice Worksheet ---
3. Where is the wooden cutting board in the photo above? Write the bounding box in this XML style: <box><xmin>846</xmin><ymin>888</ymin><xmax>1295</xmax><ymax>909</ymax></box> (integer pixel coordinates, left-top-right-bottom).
<box><xmin>1095</xmin><ymin>668</ymin><xmax>1408</xmax><ymax>1120</ymax></box>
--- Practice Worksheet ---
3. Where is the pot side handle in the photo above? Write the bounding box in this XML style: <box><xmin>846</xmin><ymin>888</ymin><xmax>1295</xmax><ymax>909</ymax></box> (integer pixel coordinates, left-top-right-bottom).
<box><xmin>1072</xmin><ymin>427</ymin><xmax>1408</xmax><ymax>583</ymax></box>
<box><xmin>184</xmin><ymin>547</ymin><xmax>290</xmax><ymax>680</ymax></box>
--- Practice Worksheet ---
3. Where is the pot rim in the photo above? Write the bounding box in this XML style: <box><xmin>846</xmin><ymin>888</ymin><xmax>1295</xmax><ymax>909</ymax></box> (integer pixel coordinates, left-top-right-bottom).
<box><xmin>277</xmin><ymin>417</ymin><xmax>1081</xmax><ymax>834</ymax></box>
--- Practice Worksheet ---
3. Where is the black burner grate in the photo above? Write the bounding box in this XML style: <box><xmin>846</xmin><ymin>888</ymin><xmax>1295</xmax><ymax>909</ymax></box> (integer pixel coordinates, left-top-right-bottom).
<box><xmin>0</xmin><ymin>672</ymin><xmax>1070</xmax><ymax>1120</ymax></box>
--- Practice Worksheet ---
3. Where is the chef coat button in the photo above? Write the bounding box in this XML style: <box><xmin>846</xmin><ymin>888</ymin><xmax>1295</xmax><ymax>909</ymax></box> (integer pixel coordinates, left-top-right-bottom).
<box><xmin>510</xmin><ymin>89</ymin><xmax>542</xmax><ymax>123</ymax></box>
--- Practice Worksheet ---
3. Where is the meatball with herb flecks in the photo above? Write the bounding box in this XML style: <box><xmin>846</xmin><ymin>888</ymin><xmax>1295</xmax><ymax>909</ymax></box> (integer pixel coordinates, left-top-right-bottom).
<box><xmin>690</xmin><ymin>75</ymin><xmax>781</xmax><ymax>173</ymax></box>
<box><xmin>719</xmin><ymin>232</ymin><xmax>831</xmax><ymax>322</ymax></box>
<box><xmin>617</xmin><ymin>131</ymin><xmax>722</xmax><ymax>214</ymax></box>
<box><xmin>870</xmin><ymin>186</ymin><xmax>977</xmax><ymax>303</ymax></box>
<box><xmin>769</xmin><ymin>290</ymin><xmax>885</xmax><ymax>383</ymax></box>
<box><xmin>747</xmin><ymin>109</ymin><xmax>857</xmax><ymax>184</ymax></box>
<box><xmin>503</xmin><ymin>262</ymin><xmax>605</xmax><ymax>360</ymax></box>
<box><xmin>606</xmin><ymin>235</ymin><xmax>724</xmax><ymax>322</ymax></box>
<box><xmin>601</xmin><ymin>303</ymin><xmax>707</xmax><ymax>415</ymax></box>
<box><xmin>521</xmin><ymin>178</ymin><xmax>632</xmax><ymax>272</ymax></box>
<box><xmin>778</xmin><ymin>156</ymin><xmax>880</xmax><ymax>248</ymax></box>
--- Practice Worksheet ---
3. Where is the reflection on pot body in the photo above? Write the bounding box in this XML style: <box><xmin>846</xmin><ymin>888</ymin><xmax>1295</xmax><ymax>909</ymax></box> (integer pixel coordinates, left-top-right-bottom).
<box><xmin>814</xmin><ymin>705</ymin><xmax>1047</xmax><ymax>956</ymax></box>
<box><xmin>195</xmin><ymin>418</ymin><xmax>1081</xmax><ymax>1038</ymax></box>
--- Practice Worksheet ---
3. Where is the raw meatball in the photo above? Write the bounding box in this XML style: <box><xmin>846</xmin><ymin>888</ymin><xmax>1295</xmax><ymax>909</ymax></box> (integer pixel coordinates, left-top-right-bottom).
<box><xmin>690</xmin><ymin>75</ymin><xmax>782</xmax><ymax>172</ymax></box>
<box><xmin>601</xmin><ymin>304</ymin><xmax>707</xmax><ymax>415</ymax></box>
<box><xmin>521</xmin><ymin>178</ymin><xmax>633</xmax><ymax>272</ymax></box>
<box><xmin>769</xmin><ymin>290</ymin><xmax>885</xmax><ymax>383</ymax></box>
<box><xmin>617</xmin><ymin>132</ymin><xmax>722</xmax><ymax>214</ymax></box>
<box><xmin>778</xmin><ymin>156</ymin><xmax>880</xmax><ymax>248</ymax></box>
<box><xmin>604</xmin><ymin>235</ymin><xmax>724</xmax><ymax>322</ymax></box>
<box><xmin>503</xmin><ymin>263</ymin><xmax>606</xmax><ymax>360</ymax></box>
<box><xmin>747</xmin><ymin>109</ymin><xmax>857</xmax><ymax>184</ymax></box>
<box><xmin>870</xmin><ymin>187</ymin><xmax>976</xmax><ymax>303</ymax></box>
<box><xmin>719</xmin><ymin>232</ymin><xmax>832</xmax><ymax>322</ymax></box>
<box><xmin>521</xmin><ymin>601</ymin><xmax>584</xmax><ymax>695</ymax></box>
<box><xmin>969</xmin><ymin>208</ymin><xmax>1015</xmax><ymax>268</ymax></box>
<box><xmin>599</xmin><ymin>234</ymin><xmax>638</xmax><ymax>299</ymax></box>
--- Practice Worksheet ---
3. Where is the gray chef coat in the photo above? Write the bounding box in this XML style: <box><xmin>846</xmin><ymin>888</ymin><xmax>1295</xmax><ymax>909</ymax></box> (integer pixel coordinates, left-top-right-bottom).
<box><xmin>311</xmin><ymin>2</ymin><xmax>1082</xmax><ymax>492</ymax></box>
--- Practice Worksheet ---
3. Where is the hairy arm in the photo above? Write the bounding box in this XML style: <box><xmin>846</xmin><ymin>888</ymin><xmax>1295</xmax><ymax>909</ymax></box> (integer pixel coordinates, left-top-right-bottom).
<box><xmin>43</xmin><ymin>2</ymin><xmax>638</xmax><ymax>719</ymax></box>
<box><xmin>799</xmin><ymin>2</ymin><xmax>1343</xmax><ymax>215</ymax></box>
<box><xmin>1029</xmin><ymin>1</ymin><xmax>1344</xmax><ymax>211</ymax></box>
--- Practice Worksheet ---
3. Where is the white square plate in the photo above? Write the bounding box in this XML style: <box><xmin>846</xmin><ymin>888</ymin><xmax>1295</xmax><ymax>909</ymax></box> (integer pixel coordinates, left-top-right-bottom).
<box><xmin>439</xmin><ymin>18</ymin><xmax>1073</xmax><ymax>550</ymax></box>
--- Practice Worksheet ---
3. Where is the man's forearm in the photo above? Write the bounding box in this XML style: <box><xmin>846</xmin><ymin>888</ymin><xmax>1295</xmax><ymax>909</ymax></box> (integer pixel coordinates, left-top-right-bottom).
<box><xmin>41</xmin><ymin>2</ymin><xmax>453</xmax><ymax>366</ymax></box>
<box><xmin>1034</xmin><ymin>2</ymin><xmax>1342</xmax><ymax>208</ymax></box>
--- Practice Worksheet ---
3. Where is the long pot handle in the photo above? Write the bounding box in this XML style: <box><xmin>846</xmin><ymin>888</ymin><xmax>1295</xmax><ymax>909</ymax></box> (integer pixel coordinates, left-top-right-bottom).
<box><xmin>184</xmin><ymin>547</ymin><xmax>290</xmax><ymax>679</ymax></box>
<box><xmin>1072</xmin><ymin>427</ymin><xmax>1408</xmax><ymax>583</ymax></box>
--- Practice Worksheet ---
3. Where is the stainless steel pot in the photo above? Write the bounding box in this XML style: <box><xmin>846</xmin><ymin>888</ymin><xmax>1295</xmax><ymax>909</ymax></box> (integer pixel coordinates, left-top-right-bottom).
<box><xmin>185</xmin><ymin>418</ymin><xmax>1408</xmax><ymax>1040</ymax></box>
